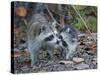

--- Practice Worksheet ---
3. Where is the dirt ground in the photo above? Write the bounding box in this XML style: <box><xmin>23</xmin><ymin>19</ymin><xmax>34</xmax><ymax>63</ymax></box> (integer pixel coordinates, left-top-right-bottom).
<box><xmin>12</xmin><ymin>33</ymin><xmax>97</xmax><ymax>73</ymax></box>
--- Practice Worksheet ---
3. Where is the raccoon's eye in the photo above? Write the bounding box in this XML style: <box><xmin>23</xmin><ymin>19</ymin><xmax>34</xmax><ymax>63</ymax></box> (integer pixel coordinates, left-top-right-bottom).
<box><xmin>44</xmin><ymin>35</ymin><xmax>54</xmax><ymax>41</ymax></box>
<box><xmin>56</xmin><ymin>40</ymin><xmax>60</xmax><ymax>44</ymax></box>
<box><xmin>62</xmin><ymin>40</ymin><xmax>68</xmax><ymax>47</ymax></box>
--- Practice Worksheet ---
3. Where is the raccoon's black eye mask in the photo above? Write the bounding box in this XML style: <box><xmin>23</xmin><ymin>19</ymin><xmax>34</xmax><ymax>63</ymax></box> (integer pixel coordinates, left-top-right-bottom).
<box><xmin>44</xmin><ymin>34</ymin><xmax>54</xmax><ymax>41</ymax></box>
<box><xmin>62</xmin><ymin>40</ymin><xmax>68</xmax><ymax>47</ymax></box>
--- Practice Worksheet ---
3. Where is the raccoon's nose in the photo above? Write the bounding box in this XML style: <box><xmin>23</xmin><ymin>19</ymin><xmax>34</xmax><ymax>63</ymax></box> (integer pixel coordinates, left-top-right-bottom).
<box><xmin>56</xmin><ymin>40</ymin><xmax>60</xmax><ymax>44</ymax></box>
<box><xmin>58</xmin><ymin>35</ymin><xmax>63</xmax><ymax>40</ymax></box>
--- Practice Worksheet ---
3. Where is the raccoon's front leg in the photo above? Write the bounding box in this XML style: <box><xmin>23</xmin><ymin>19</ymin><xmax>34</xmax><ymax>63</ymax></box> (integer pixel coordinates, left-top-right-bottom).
<box><xmin>63</xmin><ymin>48</ymin><xmax>69</xmax><ymax>59</ymax></box>
<box><xmin>29</xmin><ymin>42</ymin><xmax>41</xmax><ymax>67</ymax></box>
<box><xmin>65</xmin><ymin>44</ymin><xmax>77</xmax><ymax>59</ymax></box>
<box><xmin>47</xmin><ymin>48</ymin><xmax>53</xmax><ymax>59</ymax></box>
<box><xmin>65</xmin><ymin>49</ymin><xmax>72</xmax><ymax>59</ymax></box>
<box><xmin>63</xmin><ymin>49</ymin><xmax>67</xmax><ymax>59</ymax></box>
<box><xmin>30</xmin><ymin>50</ymin><xmax>38</xmax><ymax>67</ymax></box>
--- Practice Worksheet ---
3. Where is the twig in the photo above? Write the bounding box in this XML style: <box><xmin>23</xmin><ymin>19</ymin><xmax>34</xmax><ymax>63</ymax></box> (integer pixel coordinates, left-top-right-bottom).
<box><xmin>45</xmin><ymin>6</ymin><xmax>61</xmax><ymax>26</ymax></box>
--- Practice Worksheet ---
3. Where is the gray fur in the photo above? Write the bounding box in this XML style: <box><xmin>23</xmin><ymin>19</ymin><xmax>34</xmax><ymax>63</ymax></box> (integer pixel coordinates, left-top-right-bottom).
<box><xmin>27</xmin><ymin>13</ymin><xmax>78</xmax><ymax>67</ymax></box>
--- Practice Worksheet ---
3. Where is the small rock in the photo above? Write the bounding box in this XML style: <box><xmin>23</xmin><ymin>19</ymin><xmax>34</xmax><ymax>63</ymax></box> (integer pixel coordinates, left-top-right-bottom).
<box><xmin>93</xmin><ymin>57</ymin><xmax>97</xmax><ymax>61</ymax></box>
<box><xmin>32</xmin><ymin>66</ymin><xmax>39</xmax><ymax>70</ymax></box>
<box><xmin>82</xmin><ymin>53</ymin><xmax>88</xmax><ymax>57</ymax></box>
<box><xmin>75</xmin><ymin>63</ymin><xmax>89</xmax><ymax>69</ymax></box>
<box><xmin>92</xmin><ymin>61</ymin><xmax>97</xmax><ymax>65</ymax></box>
<box><xmin>21</xmin><ymin>66</ymin><xmax>29</xmax><ymax>71</ymax></box>
<box><xmin>13</xmin><ymin>50</ymin><xmax>21</xmax><ymax>58</ymax></box>
<box><xmin>14</xmin><ymin>54</ymin><xmax>21</xmax><ymax>58</ymax></box>
<box><xmin>24</xmin><ymin>48</ymin><xmax>29</xmax><ymax>52</ymax></box>
<box><xmin>45</xmin><ymin>61</ymin><xmax>54</xmax><ymax>66</ymax></box>
<box><xmin>14</xmin><ymin>48</ymin><xmax>19</xmax><ymax>51</ymax></box>
<box><xmin>59</xmin><ymin>60</ymin><xmax>74</xmax><ymax>65</ymax></box>
<box><xmin>18</xmin><ymin>43</ymin><xmax>27</xmax><ymax>50</ymax></box>
<box><xmin>73</xmin><ymin>57</ymin><xmax>84</xmax><ymax>63</ymax></box>
<box><xmin>55</xmin><ymin>64</ymin><xmax>67</xmax><ymax>71</ymax></box>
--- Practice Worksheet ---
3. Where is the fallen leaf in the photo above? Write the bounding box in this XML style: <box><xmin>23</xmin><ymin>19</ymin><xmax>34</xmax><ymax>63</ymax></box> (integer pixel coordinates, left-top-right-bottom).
<box><xmin>15</xmin><ymin>7</ymin><xmax>27</xmax><ymax>17</ymax></box>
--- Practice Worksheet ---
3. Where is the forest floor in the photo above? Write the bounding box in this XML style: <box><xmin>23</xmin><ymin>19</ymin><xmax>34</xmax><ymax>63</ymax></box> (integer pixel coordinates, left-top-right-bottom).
<box><xmin>12</xmin><ymin>33</ymin><xmax>97</xmax><ymax>74</ymax></box>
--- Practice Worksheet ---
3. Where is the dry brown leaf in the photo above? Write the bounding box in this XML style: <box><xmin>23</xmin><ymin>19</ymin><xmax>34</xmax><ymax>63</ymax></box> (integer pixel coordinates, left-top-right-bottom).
<box><xmin>90</xmin><ymin>43</ymin><xmax>97</xmax><ymax>53</ymax></box>
<box><xmin>15</xmin><ymin>7</ymin><xmax>27</xmax><ymax>17</ymax></box>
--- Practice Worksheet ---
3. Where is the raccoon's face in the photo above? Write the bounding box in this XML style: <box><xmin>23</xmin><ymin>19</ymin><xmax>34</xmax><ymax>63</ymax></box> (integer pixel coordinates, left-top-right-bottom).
<box><xmin>43</xmin><ymin>25</ymin><xmax>78</xmax><ymax>49</ymax></box>
<box><xmin>43</xmin><ymin>32</ymin><xmax>68</xmax><ymax>49</ymax></box>
<box><xmin>39</xmin><ymin>22</ymin><xmax>78</xmax><ymax>50</ymax></box>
